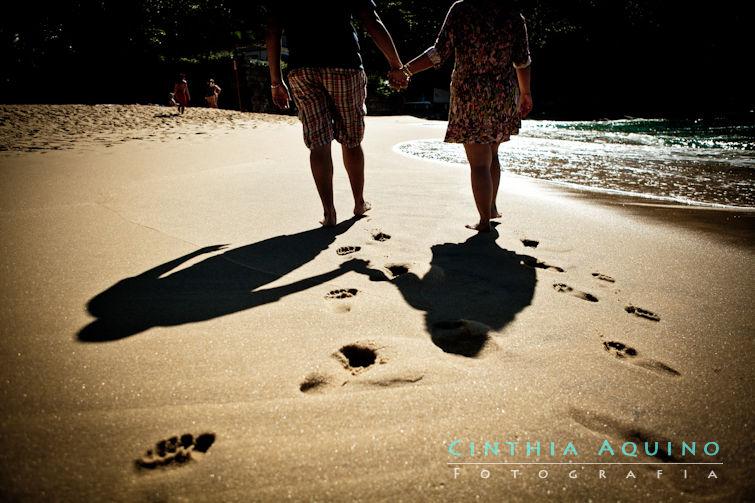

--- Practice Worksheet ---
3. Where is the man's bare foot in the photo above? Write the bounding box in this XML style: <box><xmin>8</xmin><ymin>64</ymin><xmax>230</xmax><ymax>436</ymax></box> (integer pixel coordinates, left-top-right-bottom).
<box><xmin>354</xmin><ymin>201</ymin><xmax>371</xmax><ymax>216</ymax></box>
<box><xmin>320</xmin><ymin>211</ymin><xmax>337</xmax><ymax>227</ymax></box>
<box><xmin>465</xmin><ymin>221</ymin><xmax>492</xmax><ymax>232</ymax></box>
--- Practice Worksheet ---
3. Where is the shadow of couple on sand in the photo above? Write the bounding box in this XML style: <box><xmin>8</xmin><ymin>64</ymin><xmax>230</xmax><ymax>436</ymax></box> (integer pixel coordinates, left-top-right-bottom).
<box><xmin>375</xmin><ymin>225</ymin><xmax>537</xmax><ymax>357</ymax></box>
<box><xmin>78</xmin><ymin>217</ymin><xmax>364</xmax><ymax>342</ymax></box>
<box><xmin>79</xmin><ymin>222</ymin><xmax>536</xmax><ymax>357</ymax></box>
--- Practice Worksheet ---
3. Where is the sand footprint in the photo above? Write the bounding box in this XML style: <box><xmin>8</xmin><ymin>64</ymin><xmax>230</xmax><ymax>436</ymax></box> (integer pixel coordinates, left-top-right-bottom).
<box><xmin>135</xmin><ymin>433</ymin><xmax>215</xmax><ymax>470</ymax></box>
<box><xmin>602</xmin><ymin>340</ymin><xmax>680</xmax><ymax>377</ymax></box>
<box><xmin>298</xmin><ymin>344</ymin><xmax>384</xmax><ymax>393</ymax></box>
<box><xmin>372</xmin><ymin>231</ymin><xmax>391</xmax><ymax>242</ymax></box>
<box><xmin>602</xmin><ymin>340</ymin><xmax>637</xmax><ymax>358</ymax></box>
<box><xmin>553</xmin><ymin>283</ymin><xmax>598</xmax><ymax>302</ymax></box>
<box><xmin>592</xmin><ymin>272</ymin><xmax>616</xmax><ymax>283</ymax></box>
<box><xmin>568</xmin><ymin>408</ymin><xmax>725</xmax><ymax>496</ymax></box>
<box><xmin>336</xmin><ymin>246</ymin><xmax>361</xmax><ymax>256</ymax></box>
<box><xmin>385</xmin><ymin>263</ymin><xmax>410</xmax><ymax>278</ymax></box>
<box><xmin>324</xmin><ymin>288</ymin><xmax>358</xmax><ymax>313</ymax></box>
<box><xmin>299</xmin><ymin>373</ymin><xmax>335</xmax><ymax>393</ymax></box>
<box><xmin>333</xmin><ymin>343</ymin><xmax>385</xmax><ymax>375</ymax></box>
<box><xmin>430</xmin><ymin>319</ymin><xmax>496</xmax><ymax>358</ymax></box>
<box><xmin>625</xmin><ymin>305</ymin><xmax>661</xmax><ymax>322</ymax></box>
<box><xmin>325</xmin><ymin>288</ymin><xmax>358</xmax><ymax>299</ymax></box>
<box><xmin>300</xmin><ymin>342</ymin><xmax>424</xmax><ymax>393</ymax></box>
<box><xmin>520</xmin><ymin>238</ymin><xmax>539</xmax><ymax>248</ymax></box>
<box><xmin>570</xmin><ymin>408</ymin><xmax>683</xmax><ymax>463</ymax></box>
<box><xmin>522</xmin><ymin>257</ymin><xmax>564</xmax><ymax>272</ymax></box>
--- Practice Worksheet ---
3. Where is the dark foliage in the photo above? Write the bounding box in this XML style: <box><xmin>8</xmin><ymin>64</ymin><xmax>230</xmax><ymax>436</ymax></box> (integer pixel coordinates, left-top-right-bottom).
<box><xmin>1</xmin><ymin>0</ymin><xmax>749</xmax><ymax>117</ymax></box>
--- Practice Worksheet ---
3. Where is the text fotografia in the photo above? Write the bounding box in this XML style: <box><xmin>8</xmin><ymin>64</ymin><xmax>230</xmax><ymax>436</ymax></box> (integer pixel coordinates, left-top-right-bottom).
<box><xmin>450</xmin><ymin>467</ymin><xmax>720</xmax><ymax>481</ymax></box>
<box><xmin>447</xmin><ymin>440</ymin><xmax>720</xmax><ymax>459</ymax></box>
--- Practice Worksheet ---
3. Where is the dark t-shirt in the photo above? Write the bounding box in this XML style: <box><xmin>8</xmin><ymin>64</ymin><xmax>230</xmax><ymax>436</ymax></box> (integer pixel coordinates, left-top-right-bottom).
<box><xmin>272</xmin><ymin>0</ymin><xmax>376</xmax><ymax>70</ymax></box>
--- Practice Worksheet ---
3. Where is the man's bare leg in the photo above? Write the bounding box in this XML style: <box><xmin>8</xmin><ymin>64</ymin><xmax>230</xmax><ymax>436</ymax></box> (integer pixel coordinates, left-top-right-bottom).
<box><xmin>341</xmin><ymin>144</ymin><xmax>371</xmax><ymax>216</ymax></box>
<box><xmin>463</xmin><ymin>143</ymin><xmax>494</xmax><ymax>232</ymax></box>
<box><xmin>310</xmin><ymin>143</ymin><xmax>337</xmax><ymax>227</ymax></box>
<box><xmin>490</xmin><ymin>143</ymin><xmax>502</xmax><ymax>218</ymax></box>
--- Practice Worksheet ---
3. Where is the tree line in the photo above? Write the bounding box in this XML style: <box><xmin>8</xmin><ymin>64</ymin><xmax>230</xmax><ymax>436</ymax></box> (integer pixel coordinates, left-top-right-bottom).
<box><xmin>1</xmin><ymin>0</ymin><xmax>749</xmax><ymax>118</ymax></box>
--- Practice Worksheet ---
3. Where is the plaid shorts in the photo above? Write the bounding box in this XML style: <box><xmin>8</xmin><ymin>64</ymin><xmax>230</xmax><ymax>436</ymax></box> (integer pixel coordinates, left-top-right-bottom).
<box><xmin>288</xmin><ymin>67</ymin><xmax>367</xmax><ymax>150</ymax></box>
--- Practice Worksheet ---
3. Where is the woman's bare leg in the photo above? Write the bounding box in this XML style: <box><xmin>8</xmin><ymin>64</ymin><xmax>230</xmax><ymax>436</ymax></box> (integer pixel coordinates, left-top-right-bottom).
<box><xmin>463</xmin><ymin>143</ymin><xmax>494</xmax><ymax>232</ymax></box>
<box><xmin>490</xmin><ymin>143</ymin><xmax>502</xmax><ymax>218</ymax></box>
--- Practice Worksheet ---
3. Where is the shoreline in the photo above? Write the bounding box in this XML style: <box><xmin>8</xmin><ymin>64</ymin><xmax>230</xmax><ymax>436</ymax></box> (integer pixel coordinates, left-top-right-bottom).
<box><xmin>502</xmin><ymin>175</ymin><xmax>755</xmax><ymax>250</ymax></box>
<box><xmin>391</xmin><ymin>137</ymin><xmax>755</xmax><ymax>250</ymax></box>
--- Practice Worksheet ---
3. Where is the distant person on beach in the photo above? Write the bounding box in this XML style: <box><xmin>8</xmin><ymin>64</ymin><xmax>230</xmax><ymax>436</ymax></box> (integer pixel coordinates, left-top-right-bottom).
<box><xmin>266</xmin><ymin>0</ymin><xmax>404</xmax><ymax>227</ymax></box>
<box><xmin>388</xmin><ymin>0</ymin><xmax>533</xmax><ymax>232</ymax></box>
<box><xmin>205</xmin><ymin>78</ymin><xmax>221</xmax><ymax>108</ymax></box>
<box><xmin>173</xmin><ymin>74</ymin><xmax>190</xmax><ymax>114</ymax></box>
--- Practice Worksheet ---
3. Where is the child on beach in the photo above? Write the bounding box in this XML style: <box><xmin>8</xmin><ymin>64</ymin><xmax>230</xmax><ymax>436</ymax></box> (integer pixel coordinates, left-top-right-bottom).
<box><xmin>205</xmin><ymin>79</ymin><xmax>221</xmax><ymax>108</ymax></box>
<box><xmin>173</xmin><ymin>74</ymin><xmax>190</xmax><ymax>114</ymax></box>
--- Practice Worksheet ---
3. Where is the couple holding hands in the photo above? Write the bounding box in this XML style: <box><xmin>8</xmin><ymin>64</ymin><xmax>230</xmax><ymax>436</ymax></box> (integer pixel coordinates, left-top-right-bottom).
<box><xmin>266</xmin><ymin>0</ymin><xmax>532</xmax><ymax>231</ymax></box>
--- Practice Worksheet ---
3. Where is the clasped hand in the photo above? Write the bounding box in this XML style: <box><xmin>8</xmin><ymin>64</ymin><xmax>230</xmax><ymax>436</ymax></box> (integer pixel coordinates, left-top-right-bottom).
<box><xmin>387</xmin><ymin>69</ymin><xmax>409</xmax><ymax>90</ymax></box>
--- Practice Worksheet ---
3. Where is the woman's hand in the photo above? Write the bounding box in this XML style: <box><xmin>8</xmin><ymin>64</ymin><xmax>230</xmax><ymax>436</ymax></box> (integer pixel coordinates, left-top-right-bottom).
<box><xmin>271</xmin><ymin>83</ymin><xmax>291</xmax><ymax>109</ymax></box>
<box><xmin>519</xmin><ymin>92</ymin><xmax>533</xmax><ymax>118</ymax></box>
<box><xmin>387</xmin><ymin>69</ymin><xmax>409</xmax><ymax>90</ymax></box>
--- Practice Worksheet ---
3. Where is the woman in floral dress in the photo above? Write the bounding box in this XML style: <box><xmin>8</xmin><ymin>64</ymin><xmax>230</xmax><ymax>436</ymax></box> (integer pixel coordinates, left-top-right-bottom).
<box><xmin>390</xmin><ymin>0</ymin><xmax>533</xmax><ymax>231</ymax></box>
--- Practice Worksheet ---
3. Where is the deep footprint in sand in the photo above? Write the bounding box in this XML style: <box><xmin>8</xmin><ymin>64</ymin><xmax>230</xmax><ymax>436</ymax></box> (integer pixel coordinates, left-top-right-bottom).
<box><xmin>625</xmin><ymin>305</ymin><xmax>661</xmax><ymax>321</ymax></box>
<box><xmin>372</xmin><ymin>231</ymin><xmax>391</xmax><ymax>242</ymax></box>
<box><xmin>522</xmin><ymin>257</ymin><xmax>564</xmax><ymax>272</ymax></box>
<box><xmin>602</xmin><ymin>340</ymin><xmax>680</xmax><ymax>377</ymax></box>
<box><xmin>333</xmin><ymin>343</ymin><xmax>384</xmax><ymax>375</ymax></box>
<box><xmin>386</xmin><ymin>264</ymin><xmax>410</xmax><ymax>278</ymax></box>
<box><xmin>325</xmin><ymin>288</ymin><xmax>358</xmax><ymax>299</ymax></box>
<box><xmin>301</xmin><ymin>349</ymin><xmax>421</xmax><ymax>392</ymax></box>
<box><xmin>135</xmin><ymin>433</ymin><xmax>215</xmax><ymax>470</ymax></box>
<box><xmin>553</xmin><ymin>283</ymin><xmax>598</xmax><ymax>302</ymax></box>
<box><xmin>430</xmin><ymin>320</ymin><xmax>493</xmax><ymax>357</ymax></box>
<box><xmin>521</xmin><ymin>238</ymin><xmax>539</xmax><ymax>248</ymax></box>
<box><xmin>336</xmin><ymin>246</ymin><xmax>361</xmax><ymax>256</ymax></box>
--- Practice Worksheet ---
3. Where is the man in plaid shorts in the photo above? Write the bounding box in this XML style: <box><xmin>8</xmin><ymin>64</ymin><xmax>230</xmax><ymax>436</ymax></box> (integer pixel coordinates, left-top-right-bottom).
<box><xmin>266</xmin><ymin>0</ymin><xmax>406</xmax><ymax>227</ymax></box>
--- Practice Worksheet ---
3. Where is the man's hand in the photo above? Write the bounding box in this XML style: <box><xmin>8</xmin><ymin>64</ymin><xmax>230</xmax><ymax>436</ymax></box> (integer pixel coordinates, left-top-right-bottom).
<box><xmin>519</xmin><ymin>92</ymin><xmax>533</xmax><ymax>118</ymax></box>
<box><xmin>271</xmin><ymin>83</ymin><xmax>291</xmax><ymax>109</ymax></box>
<box><xmin>197</xmin><ymin>244</ymin><xmax>229</xmax><ymax>254</ymax></box>
<box><xmin>387</xmin><ymin>69</ymin><xmax>409</xmax><ymax>90</ymax></box>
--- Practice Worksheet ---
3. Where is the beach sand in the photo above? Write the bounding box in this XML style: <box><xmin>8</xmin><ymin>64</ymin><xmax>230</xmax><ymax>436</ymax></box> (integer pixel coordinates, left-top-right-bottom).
<box><xmin>0</xmin><ymin>104</ymin><xmax>752</xmax><ymax>502</ymax></box>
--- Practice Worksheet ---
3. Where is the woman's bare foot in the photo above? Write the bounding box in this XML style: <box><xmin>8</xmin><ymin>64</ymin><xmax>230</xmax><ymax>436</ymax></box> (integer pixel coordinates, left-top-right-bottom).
<box><xmin>490</xmin><ymin>207</ymin><xmax>502</xmax><ymax>219</ymax></box>
<box><xmin>354</xmin><ymin>201</ymin><xmax>372</xmax><ymax>217</ymax></box>
<box><xmin>465</xmin><ymin>220</ymin><xmax>492</xmax><ymax>232</ymax></box>
<box><xmin>320</xmin><ymin>210</ymin><xmax>337</xmax><ymax>227</ymax></box>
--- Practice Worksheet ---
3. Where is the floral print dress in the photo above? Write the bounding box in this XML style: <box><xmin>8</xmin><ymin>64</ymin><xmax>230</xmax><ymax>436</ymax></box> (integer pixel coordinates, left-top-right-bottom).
<box><xmin>425</xmin><ymin>0</ymin><xmax>531</xmax><ymax>144</ymax></box>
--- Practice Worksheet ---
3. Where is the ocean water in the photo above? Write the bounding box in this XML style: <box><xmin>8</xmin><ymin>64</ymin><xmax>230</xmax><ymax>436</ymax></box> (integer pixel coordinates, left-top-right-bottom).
<box><xmin>396</xmin><ymin>118</ymin><xmax>755</xmax><ymax>208</ymax></box>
